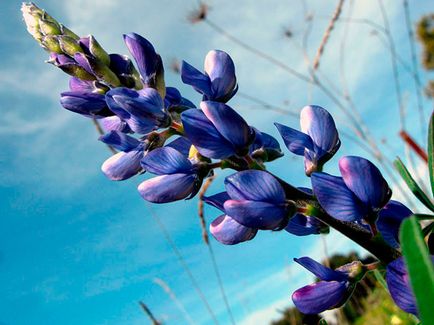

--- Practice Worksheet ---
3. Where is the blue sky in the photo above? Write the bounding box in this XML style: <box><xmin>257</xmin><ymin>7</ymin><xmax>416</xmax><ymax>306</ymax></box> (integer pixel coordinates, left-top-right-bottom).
<box><xmin>1</xmin><ymin>0</ymin><xmax>433</xmax><ymax>324</ymax></box>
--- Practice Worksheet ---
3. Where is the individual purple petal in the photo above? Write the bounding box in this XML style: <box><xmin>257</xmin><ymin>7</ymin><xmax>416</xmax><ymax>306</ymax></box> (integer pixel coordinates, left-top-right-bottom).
<box><xmin>339</xmin><ymin>156</ymin><xmax>391</xmax><ymax>211</ymax></box>
<box><xmin>60</xmin><ymin>91</ymin><xmax>111</xmax><ymax>117</ymax></box>
<box><xmin>204</xmin><ymin>50</ymin><xmax>237</xmax><ymax>101</ymax></box>
<box><xmin>292</xmin><ymin>281</ymin><xmax>350</xmax><ymax>314</ymax></box>
<box><xmin>100</xmin><ymin>116</ymin><xmax>132</xmax><ymax>133</ymax></box>
<box><xmin>69</xmin><ymin>77</ymin><xmax>95</xmax><ymax>92</ymax></box>
<box><xmin>203</xmin><ymin>192</ymin><xmax>230</xmax><ymax>212</ymax></box>
<box><xmin>386</xmin><ymin>257</ymin><xmax>418</xmax><ymax>316</ymax></box>
<box><xmin>181</xmin><ymin>60</ymin><xmax>212</xmax><ymax>97</ymax></box>
<box><xmin>210</xmin><ymin>214</ymin><xmax>257</xmax><ymax>245</ymax></box>
<box><xmin>99</xmin><ymin>131</ymin><xmax>140</xmax><ymax>152</ymax></box>
<box><xmin>141</xmin><ymin>147</ymin><xmax>193</xmax><ymax>175</ymax></box>
<box><xmin>123</xmin><ymin>33</ymin><xmax>158</xmax><ymax>85</ymax></box>
<box><xmin>165</xmin><ymin>137</ymin><xmax>193</xmax><ymax>157</ymax></box>
<box><xmin>285</xmin><ymin>214</ymin><xmax>323</xmax><ymax>236</ymax></box>
<box><xmin>137</xmin><ymin>173</ymin><xmax>197</xmax><ymax>203</ymax></box>
<box><xmin>201</xmin><ymin>101</ymin><xmax>253</xmax><ymax>150</ymax></box>
<box><xmin>275</xmin><ymin>122</ymin><xmax>314</xmax><ymax>155</ymax></box>
<box><xmin>73</xmin><ymin>53</ymin><xmax>94</xmax><ymax>75</ymax></box>
<box><xmin>311</xmin><ymin>172</ymin><xmax>367</xmax><ymax>222</ymax></box>
<box><xmin>377</xmin><ymin>201</ymin><xmax>413</xmax><ymax>249</ymax></box>
<box><xmin>109</xmin><ymin>53</ymin><xmax>133</xmax><ymax>75</ymax></box>
<box><xmin>101</xmin><ymin>149</ymin><xmax>143</xmax><ymax>181</ymax></box>
<box><xmin>105</xmin><ymin>87</ymin><xmax>133</xmax><ymax>119</ymax></box>
<box><xmin>294</xmin><ymin>257</ymin><xmax>348</xmax><ymax>281</ymax></box>
<box><xmin>224</xmin><ymin>199</ymin><xmax>287</xmax><ymax>230</ymax></box>
<box><xmin>181</xmin><ymin>108</ymin><xmax>235</xmax><ymax>159</ymax></box>
<box><xmin>300</xmin><ymin>105</ymin><xmax>339</xmax><ymax>153</ymax></box>
<box><xmin>225</xmin><ymin>170</ymin><xmax>286</xmax><ymax>203</ymax></box>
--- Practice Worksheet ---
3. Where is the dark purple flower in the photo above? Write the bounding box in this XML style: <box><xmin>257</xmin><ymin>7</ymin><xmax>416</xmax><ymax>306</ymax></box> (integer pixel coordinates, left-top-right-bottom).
<box><xmin>377</xmin><ymin>201</ymin><xmax>413</xmax><ymax>248</ymax></box>
<box><xmin>105</xmin><ymin>87</ymin><xmax>170</xmax><ymax>134</ymax></box>
<box><xmin>60</xmin><ymin>91</ymin><xmax>113</xmax><ymax>118</ymax></box>
<box><xmin>292</xmin><ymin>257</ymin><xmax>360</xmax><ymax>314</ymax></box>
<box><xmin>165</xmin><ymin>137</ymin><xmax>193</xmax><ymax>157</ymax></box>
<box><xmin>222</xmin><ymin>170</ymin><xmax>293</xmax><ymax>230</ymax></box>
<box><xmin>203</xmin><ymin>192</ymin><xmax>257</xmax><ymax>245</ymax></box>
<box><xmin>99</xmin><ymin>116</ymin><xmax>132</xmax><ymax>133</ymax></box>
<box><xmin>181</xmin><ymin>101</ymin><xmax>255</xmax><ymax>159</ymax></box>
<box><xmin>108</xmin><ymin>53</ymin><xmax>139</xmax><ymax>88</ymax></box>
<box><xmin>311</xmin><ymin>156</ymin><xmax>392</xmax><ymax>223</ymax></box>
<box><xmin>249</xmin><ymin>128</ymin><xmax>283</xmax><ymax>162</ymax></box>
<box><xmin>123</xmin><ymin>33</ymin><xmax>163</xmax><ymax>88</ymax></box>
<box><xmin>99</xmin><ymin>131</ymin><xmax>145</xmax><ymax>181</ymax></box>
<box><xmin>164</xmin><ymin>87</ymin><xmax>196</xmax><ymax>112</ymax></box>
<box><xmin>386</xmin><ymin>256</ymin><xmax>434</xmax><ymax>316</ymax></box>
<box><xmin>47</xmin><ymin>53</ymin><xmax>95</xmax><ymax>81</ymax></box>
<box><xmin>275</xmin><ymin>105</ymin><xmax>340</xmax><ymax>175</ymax></box>
<box><xmin>138</xmin><ymin>147</ymin><xmax>210</xmax><ymax>203</ymax></box>
<box><xmin>181</xmin><ymin>50</ymin><xmax>238</xmax><ymax>102</ymax></box>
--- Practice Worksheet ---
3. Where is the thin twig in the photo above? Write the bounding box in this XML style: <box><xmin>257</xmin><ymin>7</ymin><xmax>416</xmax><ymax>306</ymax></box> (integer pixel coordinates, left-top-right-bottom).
<box><xmin>197</xmin><ymin>175</ymin><xmax>237</xmax><ymax>325</ymax></box>
<box><xmin>144</xmin><ymin>204</ymin><xmax>219</xmax><ymax>325</ymax></box>
<box><xmin>139</xmin><ymin>301</ymin><xmax>161</xmax><ymax>325</ymax></box>
<box><xmin>153</xmin><ymin>278</ymin><xmax>197</xmax><ymax>325</ymax></box>
<box><xmin>312</xmin><ymin>0</ymin><xmax>345</xmax><ymax>70</ymax></box>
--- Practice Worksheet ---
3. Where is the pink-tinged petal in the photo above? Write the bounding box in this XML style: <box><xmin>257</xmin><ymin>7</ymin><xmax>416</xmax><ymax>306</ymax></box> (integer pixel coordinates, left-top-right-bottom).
<box><xmin>210</xmin><ymin>215</ymin><xmax>257</xmax><ymax>245</ymax></box>
<box><xmin>311</xmin><ymin>172</ymin><xmax>367</xmax><ymax>222</ymax></box>
<box><xmin>292</xmin><ymin>280</ymin><xmax>351</xmax><ymax>314</ymax></box>
<box><xmin>204</xmin><ymin>50</ymin><xmax>237</xmax><ymax>101</ymax></box>
<box><xmin>137</xmin><ymin>173</ymin><xmax>196</xmax><ymax>203</ymax></box>
<box><xmin>339</xmin><ymin>156</ymin><xmax>391</xmax><ymax>211</ymax></box>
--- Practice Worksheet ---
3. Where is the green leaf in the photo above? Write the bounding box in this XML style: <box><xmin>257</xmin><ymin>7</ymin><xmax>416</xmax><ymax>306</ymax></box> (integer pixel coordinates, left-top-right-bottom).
<box><xmin>318</xmin><ymin>319</ymin><xmax>328</xmax><ymax>325</ymax></box>
<box><xmin>429</xmin><ymin>113</ymin><xmax>434</xmax><ymax>196</ymax></box>
<box><xmin>422</xmin><ymin>222</ymin><xmax>434</xmax><ymax>238</ymax></box>
<box><xmin>394</xmin><ymin>158</ymin><xmax>434</xmax><ymax>212</ymax></box>
<box><xmin>373</xmin><ymin>269</ymin><xmax>388</xmax><ymax>290</ymax></box>
<box><xmin>400</xmin><ymin>216</ymin><xmax>434</xmax><ymax>323</ymax></box>
<box><xmin>414</xmin><ymin>213</ymin><xmax>434</xmax><ymax>220</ymax></box>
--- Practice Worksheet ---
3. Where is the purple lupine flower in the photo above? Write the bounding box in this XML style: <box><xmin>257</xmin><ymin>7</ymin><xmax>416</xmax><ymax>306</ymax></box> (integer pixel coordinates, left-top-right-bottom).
<box><xmin>99</xmin><ymin>131</ymin><xmax>146</xmax><ymax>181</ymax></box>
<box><xmin>275</xmin><ymin>105</ymin><xmax>340</xmax><ymax>175</ymax></box>
<box><xmin>181</xmin><ymin>101</ymin><xmax>255</xmax><ymax>159</ymax></box>
<box><xmin>311</xmin><ymin>156</ymin><xmax>392</xmax><ymax>224</ymax></box>
<box><xmin>137</xmin><ymin>147</ymin><xmax>210</xmax><ymax>203</ymax></box>
<box><xmin>222</xmin><ymin>170</ymin><xmax>294</xmax><ymax>230</ymax></box>
<box><xmin>105</xmin><ymin>87</ymin><xmax>170</xmax><ymax>134</ymax></box>
<box><xmin>123</xmin><ymin>33</ymin><xmax>164</xmax><ymax>88</ymax></box>
<box><xmin>60</xmin><ymin>91</ymin><xmax>113</xmax><ymax>118</ymax></box>
<box><xmin>165</xmin><ymin>137</ymin><xmax>193</xmax><ymax>157</ymax></box>
<box><xmin>47</xmin><ymin>53</ymin><xmax>96</xmax><ymax>81</ymax></box>
<box><xmin>108</xmin><ymin>53</ymin><xmax>139</xmax><ymax>88</ymax></box>
<box><xmin>386</xmin><ymin>256</ymin><xmax>434</xmax><ymax>316</ymax></box>
<box><xmin>249</xmin><ymin>128</ymin><xmax>283</xmax><ymax>162</ymax></box>
<box><xmin>164</xmin><ymin>87</ymin><xmax>196</xmax><ymax>112</ymax></box>
<box><xmin>285</xmin><ymin>188</ymin><xmax>328</xmax><ymax>236</ymax></box>
<box><xmin>181</xmin><ymin>50</ymin><xmax>238</xmax><ymax>102</ymax></box>
<box><xmin>292</xmin><ymin>257</ymin><xmax>362</xmax><ymax>314</ymax></box>
<box><xmin>203</xmin><ymin>192</ymin><xmax>257</xmax><ymax>245</ymax></box>
<box><xmin>99</xmin><ymin>116</ymin><xmax>132</xmax><ymax>133</ymax></box>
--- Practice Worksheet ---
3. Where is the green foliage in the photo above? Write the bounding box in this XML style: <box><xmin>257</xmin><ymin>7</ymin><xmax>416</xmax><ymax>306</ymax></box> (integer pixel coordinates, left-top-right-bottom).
<box><xmin>394</xmin><ymin>158</ymin><xmax>434</xmax><ymax>212</ymax></box>
<box><xmin>400</xmin><ymin>216</ymin><xmax>434</xmax><ymax>324</ymax></box>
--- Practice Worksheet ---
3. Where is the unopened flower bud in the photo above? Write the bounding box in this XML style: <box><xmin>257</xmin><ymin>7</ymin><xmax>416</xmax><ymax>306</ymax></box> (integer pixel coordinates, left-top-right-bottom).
<box><xmin>39</xmin><ymin>17</ymin><xmax>61</xmax><ymax>36</ymax></box>
<box><xmin>58</xmin><ymin>36</ymin><xmax>83</xmax><ymax>56</ymax></box>
<box><xmin>41</xmin><ymin>35</ymin><xmax>62</xmax><ymax>53</ymax></box>
<box><xmin>88</xmin><ymin>35</ymin><xmax>110</xmax><ymax>66</ymax></box>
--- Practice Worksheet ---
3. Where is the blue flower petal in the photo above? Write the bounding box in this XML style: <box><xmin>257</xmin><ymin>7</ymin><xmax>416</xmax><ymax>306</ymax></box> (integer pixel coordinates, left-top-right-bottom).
<box><xmin>210</xmin><ymin>214</ymin><xmax>257</xmax><ymax>245</ymax></box>
<box><xmin>165</xmin><ymin>137</ymin><xmax>193</xmax><ymax>157</ymax></box>
<box><xmin>203</xmin><ymin>192</ymin><xmax>230</xmax><ymax>212</ymax></box>
<box><xmin>300</xmin><ymin>105</ymin><xmax>339</xmax><ymax>153</ymax></box>
<box><xmin>201</xmin><ymin>101</ymin><xmax>253</xmax><ymax>150</ymax></box>
<box><xmin>223</xmin><ymin>199</ymin><xmax>287</xmax><ymax>230</ymax></box>
<box><xmin>292</xmin><ymin>280</ymin><xmax>350</xmax><ymax>314</ymax></box>
<box><xmin>311</xmin><ymin>172</ymin><xmax>367</xmax><ymax>222</ymax></box>
<box><xmin>225</xmin><ymin>170</ymin><xmax>286</xmax><ymax>203</ymax></box>
<box><xmin>181</xmin><ymin>60</ymin><xmax>212</xmax><ymax>97</ymax></box>
<box><xmin>141</xmin><ymin>147</ymin><xmax>193</xmax><ymax>175</ymax></box>
<box><xmin>294</xmin><ymin>257</ymin><xmax>348</xmax><ymax>281</ymax></box>
<box><xmin>137</xmin><ymin>173</ymin><xmax>197</xmax><ymax>203</ymax></box>
<box><xmin>99</xmin><ymin>131</ymin><xmax>140</xmax><ymax>152</ymax></box>
<box><xmin>386</xmin><ymin>257</ymin><xmax>418</xmax><ymax>316</ymax></box>
<box><xmin>100</xmin><ymin>116</ymin><xmax>132</xmax><ymax>133</ymax></box>
<box><xmin>377</xmin><ymin>200</ymin><xmax>413</xmax><ymax>249</ymax></box>
<box><xmin>285</xmin><ymin>214</ymin><xmax>322</xmax><ymax>236</ymax></box>
<box><xmin>204</xmin><ymin>50</ymin><xmax>237</xmax><ymax>102</ymax></box>
<box><xmin>101</xmin><ymin>149</ymin><xmax>143</xmax><ymax>181</ymax></box>
<box><xmin>69</xmin><ymin>77</ymin><xmax>95</xmax><ymax>92</ymax></box>
<box><xmin>275</xmin><ymin>122</ymin><xmax>314</xmax><ymax>155</ymax></box>
<box><xmin>60</xmin><ymin>91</ymin><xmax>109</xmax><ymax>117</ymax></box>
<box><xmin>339</xmin><ymin>156</ymin><xmax>391</xmax><ymax>211</ymax></box>
<box><xmin>105</xmin><ymin>87</ymin><xmax>133</xmax><ymax>119</ymax></box>
<box><xmin>181</xmin><ymin>108</ymin><xmax>235</xmax><ymax>159</ymax></box>
<box><xmin>123</xmin><ymin>33</ymin><xmax>158</xmax><ymax>85</ymax></box>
